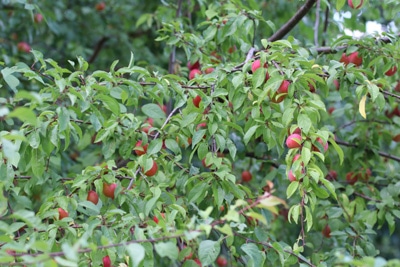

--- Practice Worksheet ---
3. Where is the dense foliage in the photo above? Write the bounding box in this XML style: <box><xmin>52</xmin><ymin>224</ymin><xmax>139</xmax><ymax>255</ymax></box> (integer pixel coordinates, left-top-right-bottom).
<box><xmin>1</xmin><ymin>0</ymin><xmax>400</xmax><ymax>266</ymax></box>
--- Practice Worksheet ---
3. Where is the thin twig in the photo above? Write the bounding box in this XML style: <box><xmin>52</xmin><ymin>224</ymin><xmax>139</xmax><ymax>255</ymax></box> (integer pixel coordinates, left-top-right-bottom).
<box><xmin>314</xmin><ymin>0</ymin><xmax>320</xmax><ymax>46</ymax></box>
<box><xmin>153</xmin><ymin>106</ymin><xmax>180</xmax><ymax>140</ymax></box>
<box><xmin>335</xmin><ymin>139</ymin><xmax>400</xmax><ymax>162</ymax></box>
<box><xmin>381</xmin><ymin>90</ymin><xmax>400</xmax><ymax>100</ymax></box>
<box><xmin>88</xmin><ymin>37</ymin><xmax>109</xmax><ymax>64</ymax></box>
<box><xmin>268</xmin><ymin>0</ymin><xmax>317</xmax><ymax>42</ymax></box>
<box><xmin>321</xmin><ymin>1</ymin><xmax>330</xmax><ymax>46</ymax></box>
<box><xmin>233</xmin><ymin>232</ymin><xmax>317</xmax><ymax>267</ymax></box>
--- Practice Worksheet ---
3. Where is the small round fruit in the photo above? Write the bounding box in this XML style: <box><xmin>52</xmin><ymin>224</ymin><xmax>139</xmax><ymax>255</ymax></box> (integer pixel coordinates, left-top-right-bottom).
<box><xmin>58</xmin><ymin>208</ymin><xmax>69</xmax><ymax>220</ymax></box>
<box><xmin>205</xmin><ymin>67</ymin><xmax>214</xmax><ymax>74</ymax></box>
<box><xmin>326</xmin><ymin>170</ymin><xmax>338</xmax><ymax>181</ymax></box>
<box><xmin>346</xmin><ymin>172</ymin><xmax>357</xmax><ymax>185</ymax></box>
<box><xmin>34</xmin><ymin>13</ymin><xmax>43</xmax><ymax>23</ymax></box>
<box><xmin>322</xmin><ymin>224</ymin><xmax>331</xmax><ymax>238</ymax></box>
<box><xmin>189</xmin><ymin>69</ymin><xmax>202</xmax><ymax>80</ymax></box>
<box><xmin>145</xmin><ymin>160</ymin><xmax>158</xmax><ymax>176</ymax></box>
<box><xmin>393</xmin><ymin>134</ymin><xmax>400</xmax><ymax>142</ymax></box>
<box><xmin>251</xmin><ymin>59</ymin><xmax>262</xmax><ymax>73</ymax></box>
<box><xmin>241</xmin><ymin>171</ymin><xmax>252</xmax><ymax>182</ymax></box>
<box><xmin>102</xmin><ymin>255</ymin><xmax>111</xmax><ymax>267</ymax></box>
<box><xmin>340</xmin><ymin>53</ymin><xmax>350</xmax><ymax>65</ymax></box>
<box><xmin>17</xmin><ymin>42</ymin><xmax>31</xmax><ymax>53</ymax></box>
<box><xmin>348</xmin><ymin>51</ymin><xmax>362</xmax><ymax>66</ymax></box>
<box><xmin>103</xmin><ymin>183</ymin><xmax>117</xmax><ymax>199</ymax></box>
<box><xmin>153</xmin><ymin>215</ymin><xmax>159</xmax><ymax>224</ymax></box>
<box><xmin>134</xmin><ymin>140</ymin><xmax>148</xmax><ymax>156</ymax></box>
<box><xmin>385</xmin><ymin>66</ymin><xmax>397</xmax><ymax>77</ymax></box>
<box><xmin>193</xmin><ymin>95</ymin><xmax>201</xmax><ymax>108</ymax></box>
<box><xmin>348</xmin><ymin>0</ymin><xmax>363</xmax><ymax>9</ymax></box>
<box><xmin>288</xmin><ymin>170</ymin><xmax>297</xmax><ymax>182</ymax></box>
<box><xmin>95</xmin><ymin>2</ymin><xmax>106</xmax><ymax>11</ymax></box>
<box><xmin>286</xmin><ymin>134</ymin><xmax>302</xmax><ymax>149</ymax></box>
<box><xmin>194</xmin><ymin>258</ymin><xmax>202</xmax><ymax>266</ymax></box>
<box><xmin>87</xmin><ymin>190</ymin><xmax>99</xmax><ymax>204</ymax></box>
<box><xmin>216</xmin><ymin>255</ymin><xmax>228</xmax><ymax>267</ymax></box>
<box><xmin>187</xmin><ymin>61</ymin><xmax>200</xmax><ymax>70</ymax></box>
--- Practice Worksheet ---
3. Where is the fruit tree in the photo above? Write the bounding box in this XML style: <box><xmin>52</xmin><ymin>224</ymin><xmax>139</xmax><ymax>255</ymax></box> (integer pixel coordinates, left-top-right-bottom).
<box><xmin>1</xmin><ymin>0</ymin><xmax>400</xmax><ymax>266</ymax></box>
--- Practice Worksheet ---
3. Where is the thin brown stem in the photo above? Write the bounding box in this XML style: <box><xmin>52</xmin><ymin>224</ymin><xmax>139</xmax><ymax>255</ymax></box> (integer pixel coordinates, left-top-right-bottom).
<box><xmin>314</xmin><ymin>0</ymin><xmax>320</xmax><ymax>46</ymax></box>
<box><xmin>268</xmin><ymin>0</ymin><xmax>317</xmax><ymax>42</ymax></box>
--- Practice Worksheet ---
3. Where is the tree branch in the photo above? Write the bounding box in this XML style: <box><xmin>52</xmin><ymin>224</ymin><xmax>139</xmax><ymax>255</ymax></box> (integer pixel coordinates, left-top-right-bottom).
<box><xmin>335</xmin><ymin>139</ymin><xmax>400</xmax><ymax>162</ymax></box>
<box><xmin>314</xmin><ymin>0</ymin><xmax>321</xmax><ymax>47</ymax></box>
<box><xmin>88</xmin><ymin>36</ymin><xmax>109</xmax><ymax>64</ymax></box>
<box><xmin>268</xmin><ymin>0</ymin><xmax>317</xmax><ymax>42</ymax></box>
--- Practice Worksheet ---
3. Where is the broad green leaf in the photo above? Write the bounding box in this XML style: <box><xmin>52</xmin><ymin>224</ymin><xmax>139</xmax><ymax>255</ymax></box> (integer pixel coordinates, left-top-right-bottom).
<box><xmin>141</xmin><ymin>103</ymin><xmax>166</xmax><ymax>119</ymax></box>
<box><xmin>244</xmin><ymin>125</ymin><xmax>259</xmax><ymax>144</ymax></box>
<box><xmin>241</xmin><ymin>243</ymin><xmax>266</xmax><ymax>267</ymax></box>
<box><xmin>198</xmin><ymin>240</ymin><xmax>220</xmax><ymax>266</ymax></box>
<box><xmin>126</xmin><ymin>244</ymin><xmax>145</xmax><ymax>267</ymax></box>
<box><xmin>155</xmin><ymin>242</ymin><xmax>179</xmax><ymax>260</ymax></box>
<box><xmin>8</xmin><ymin>107</ymin><xmax>37</xmax><ymax>126</ymax></box>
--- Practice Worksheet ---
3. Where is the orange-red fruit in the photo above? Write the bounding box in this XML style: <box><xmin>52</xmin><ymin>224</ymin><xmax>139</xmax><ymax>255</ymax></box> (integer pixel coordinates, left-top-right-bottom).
<box><xmin>241</xmin><ymin>171</ymin><xmax>252</xmax><ymax>182</ymax></box>
<box><xmin>34</xmin><ymin>13</ymin><xmax>43</xmax><ymax>23</ymax></box>
<box><xmin>395</xmin><ymin>81</ymin><xmax>400</xmax><ymax>92</ymax></box>
<box><xmin>286</xmin><ymin>134</ymin><xmax>302</xmax><ymax>149</ymax></box>
<box><xmin>95</xmin><ymin>2</ymin><xmax>106</xmax><ymax>11</ymax></box>
<box><xmin>348</xmin><ymin>0</ymin><xmax>363</xmax><ymax>9</ymax></box>
<box><xmin>87</xmin><ymin>190</ymin><xmax>99</xmax><ymax>204</ymax></box>
<box><xmin>385</xmin><ymin>66</ymin><xmax>397</xmax><ymax>77</ymax></box>
<box><xmin>102</xmin><ymin>255</ymin><xmax>111</xmax><ymax>267</ymax></box>
<box><xmin>272</xmin><ymin>80</ymin><xmax>290</xmax><ymax>103</ymax></box>
<box><xmin>58</xmin><ymin>208</ymin><xmax>69</xmax><ymax>220</ymax></box>
<box><xmin>393</xmin><ymin>134</ymin><xmax>400</xmax><ymax>142</ymax></box>
<box><xmin>216</xmin><ymin>256</ymin><xmax>228</xmax><ymax>267</ymax></box>
<box><xmin>293</xmin><ymin>154</ymin><xmax>301</xmax><ymax>163</ymax></box>
<box><xmin>196</xmin><ymin>122</ymin><xmax>207</xmax><ymax>130</ymax></box>
<box><xmin>134</xmin><ymin>140</ymin><xmax>148</xmax><ymax>156</ymax></box>
<box><xmin>333</xmin><ymin>79</ymin><xmax>340</xmax><ymax>90</ymax></box>
<box><xmin>251</xmin><ymin>59</ymin><xmax>262</xmax><ymax>73</ymax></box>
<box><xmin>187</xmin><ymin>61</ymin><xmax>200</xmax><ymax>70</ymax></box>
<box><xmin>251</xmin><ymin>59</ymin><xmax>270</xmax><ymax>81</ymax></box>
<box><xmin>103</xmin><ymin>183</ymin><xmax>117</xmax><ymax>199</ymax></box>
<box><xmin>194</xmin><ymin>258</ymin><xmax>202</xmax><ymax>266</ymax></box>
<box><xmin>288</xmin><ymin>170</ymin><xmax>297</xmax><ymax>182</ymax></box>
<box><xmin>328</xmin><ymin>107</ymin><xmax>335</xmax><ymax>114</ymax></box>
<box><xmin>346</xmin><ymin>172</ymin><xmax>357</xmax><ymax>185</ymax></box>
<box><xmin>153</xmin><ymin>215</ymin><xmax>159</xmax><ymax>224</ymax></box>
<box><xmin>145</xmin><ymin>160</ymin><xmax>158</xmax><ymax>176</ymax></box>
<box><xmin>348</xmin><ymin>52</ymin><xmax>362</xmax><ymax>66</ymax></box>
<box><xmin>340</xmin><ymin>53</ymin><xmax>350</xmax><ymax>65</ymax></box>
<box><xmin>322</xmin><ymin>224</ymin><xmax>331</xmax><ymax>238</ymax></box>
<box><xmin>326</xmin><ymin>170</ymin><xmax>338</xmax><ymax>181</ymax></box>
<box><xmin>205</xmin><ymin>67</ymin><xmax>214</xmax><ymax>74</ymax></box>
<box><xmin>17</xmin><ymin>42</ymin><xmax>31</xmax><ymax>53</ymax></box>
<box><xmin>189</xmin><ymin>69</ymin><xmax>202</xmax><ymax>80</ymax></box>
<box><xmin>193</xmin><ymin>95</ymin><xmax>201</xmax><ymax>108</ymax></box>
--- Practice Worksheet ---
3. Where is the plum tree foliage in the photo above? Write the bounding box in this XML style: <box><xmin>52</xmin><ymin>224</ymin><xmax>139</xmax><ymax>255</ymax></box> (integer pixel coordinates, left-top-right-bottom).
<box><xmin>1</xmin><ymin>0</ymin><xmax>400</xmax><ymax>266</ymax></box>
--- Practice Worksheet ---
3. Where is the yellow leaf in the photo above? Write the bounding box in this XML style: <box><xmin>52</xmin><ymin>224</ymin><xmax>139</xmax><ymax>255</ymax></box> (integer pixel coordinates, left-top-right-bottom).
<box><xmin>359</xmin><ymin>95</ymin><xmax>367</xmax><ymax>119</ymax></box>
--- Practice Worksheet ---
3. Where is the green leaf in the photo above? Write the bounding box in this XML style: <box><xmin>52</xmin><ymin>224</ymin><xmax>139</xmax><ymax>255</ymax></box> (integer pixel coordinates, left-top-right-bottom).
<box><xmin>31</xmin><ymin>149</ymin><xmax>45</xmax><ymax>178</ymax></box>
<box><xmin>198</xmin><ymin>240</ymin><xmax>220</xmax><ymax>266</ymax></box>
<box><xmin>305</xmin><ymin>206</ymin><xmax>313</xmax><ymax>231</ymax></box>
<box><xmin>329</xmin><ymin>138</ymin><xmax>344</xmax><ymax>164</ymax></box>
<box><xmin>8</xmin><ymin>107</ymin><xmax>37</xmax><ymax>126</ymax></box>
<box><xmin>96</xmin><ymin>94</ymin><xmax>120</xmax><ymax>115</ymax></box>
<box><xmin>147</xmin><ymin>139</ymin><xmax>162</xmax><ymax>155</ymax></box>
<box><xmin>141</xmin><ymin>103</ymin><xmax>166</xmax><ymax>119</ymax></box>
<box><xmin>1</xmin><ymin>67</ymin><xmax>20</xmax><ymax>92</ymax></box>
<box><xmin>155</xmin><ymin>242</ymin><xmax>179</xmax><ymax>260</ymax></box>
<box><xmin>244</xmin><ymin>125</ymin><xmax>259</xmax><ymax>144</ymax></box>
<box><xmin>297</xmin><ymin>114</ymin><xmax>311</xmax><ymax>134</ymax></box>
<box><xmin>241</xmin><ymin>243</ymin><xmax>266</xmax><ymax>267</ymax></box>
<box><xmin>286</xmin><ymin>181</ymin><xmax>299</xmax><ymax>198</ymax></box>
<box><xmin>126</xmin><ymin>244</ymin><xmax>145</xmax><ymax>267</ymax></box>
